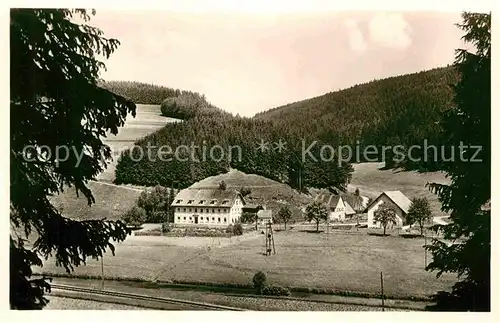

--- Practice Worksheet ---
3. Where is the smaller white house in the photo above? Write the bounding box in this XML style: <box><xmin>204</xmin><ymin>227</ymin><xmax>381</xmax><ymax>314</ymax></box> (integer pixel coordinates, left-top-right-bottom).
<box><xmin>366</xmin><ymin>191</ymin><xmax>412</xmax><ymax>229</ymax></box>
<box><xmin>257</xmin><ymin>209</ymin><xmax>273</xmax><ymax>225</ymax></box>
<box><xmin>314</xmin><ymin>193</ymin><xmax>347</xmax><ymax>222</ymax></box>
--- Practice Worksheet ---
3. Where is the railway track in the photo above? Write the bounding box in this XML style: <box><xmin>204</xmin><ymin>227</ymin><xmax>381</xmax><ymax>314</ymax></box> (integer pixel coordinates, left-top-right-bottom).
<box><xmin>50</xmin><ymin>284</ymin><xmax>245</xmax><ymax>311</ymax></box>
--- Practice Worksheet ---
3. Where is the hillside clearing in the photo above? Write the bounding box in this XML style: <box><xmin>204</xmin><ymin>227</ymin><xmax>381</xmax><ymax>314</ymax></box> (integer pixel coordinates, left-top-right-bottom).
<box><xmin>97</xmin><ymin>104</ymin><xmax>178</xmax><ymax>183</ymax></box>
<box><xmin>49</xmin><ymin>181</ymin><xmax>144</xmax><ymax>222</ymax></box>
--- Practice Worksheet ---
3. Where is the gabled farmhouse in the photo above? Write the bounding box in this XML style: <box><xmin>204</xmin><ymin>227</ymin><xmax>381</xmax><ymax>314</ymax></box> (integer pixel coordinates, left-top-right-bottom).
<box><xmin>366</xmin><ymin>191</ymin><xmax>412</xmax><ymax>229</ymax></box>
<box><xmin>339</xmin><ymin>194</ymin><xmax>364</xmax><ymax>218</ymax></box>
<box><xmin>314</xmin><ymin>193</ymin><xmax>347</xmax><ymax>221</ymax></box>
<box><xmin>171</xmin><ymin>188</ymin><xmax>245</xmax><ymax>225</ymax></box>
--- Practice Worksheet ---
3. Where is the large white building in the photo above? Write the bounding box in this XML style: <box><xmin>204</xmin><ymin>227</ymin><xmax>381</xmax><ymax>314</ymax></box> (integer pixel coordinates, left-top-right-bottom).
<box><xmin>171</xmin><ymin>188</ymin><xmax>245</xmax><ymax>225</ymax></box>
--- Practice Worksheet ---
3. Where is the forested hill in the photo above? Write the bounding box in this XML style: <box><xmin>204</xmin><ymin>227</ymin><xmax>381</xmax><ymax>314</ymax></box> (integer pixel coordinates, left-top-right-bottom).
<box><xmin>115</xmin><ymin>66</ymin><xmax>458</xmax><ymax>191</ymax></box>
<box><xmin>99</xmin><ymin>80</ymin><xmax>197</xmax><ymax>105</ymax></box>
<box><xmin>254</xmin><ymin>66</ymin><xmax>458</xmax><ymax>170</ymax></box>
<box><xmin>100</xmin><ymin>80</ymin><xmax>232</xmax><ymax>119</ymax></box>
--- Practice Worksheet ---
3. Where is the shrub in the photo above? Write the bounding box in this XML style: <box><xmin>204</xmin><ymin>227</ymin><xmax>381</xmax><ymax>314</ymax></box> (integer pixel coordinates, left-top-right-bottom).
<box><xmin>232</xmin><ymin>223</ymin><xmax>243</xmax><ymax>236</ymax></box>
<box><xmin>262</xmin><ymin>285</ymin><xmax>291</xmax><ymax>297</ymax></box>
<box><xmin>136</xmin><ymin>185</ymin><xmax>174</xmax><ymax>223</ymax></box>
<box><xmin>122</xmin><ymin>206</ymin><xmax>147</xmax><ymax>227</ymax></box>
<box><xmin>239</xmin><ymin>187</ymin><xmax>252</xmax><ymax>197</ymax></box>
<box><xmin>252</xmin><ymin>271</ymin><xmax>267</xmax><ymax>293</ymax></box>
<box><xmin>134</xmin><ymin>231</ymin><xmax>161</xmax><ymax>236</ymax></box>
<box><xmin>161</xmin><ymin>222</ymin><xmax>171</xmax><ymax>233</ymax></box>
<box><xmin>225</xmin><ymin>224</ymin><xmax>234</xmax><ymax>234</ymax></box>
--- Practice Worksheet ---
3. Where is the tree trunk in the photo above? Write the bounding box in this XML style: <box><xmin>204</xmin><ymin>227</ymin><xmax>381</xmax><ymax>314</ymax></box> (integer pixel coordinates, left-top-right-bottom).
<box><xmin>316</xmin><ymin>220</ymin><xmax>319</xmax><ymax>232</ymax></box>
<box><xmin>383</xmin><ymin>225</ymin><xmax>387</xmax><ymax>236</ymax></box>
<box><xmin>420</xmin><ymin>223</ymin><xmax>424</xmax><ymax>236</ymax></box>
<box><xmin>284</xmin><ymin>221</ymin><xmax>287</xmax><ymax>231</ymax></box>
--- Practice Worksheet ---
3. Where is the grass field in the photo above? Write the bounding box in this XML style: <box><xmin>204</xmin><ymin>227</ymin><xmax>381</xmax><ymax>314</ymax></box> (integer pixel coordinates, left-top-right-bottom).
<box><xmin>349</xmin><ymin>162</ymin><xmax>450</xmax><ymax>216</ymax></box>
<box><xmin>49</xmin><ymin>181</ymin><xmax>144</xmax><ymax>222</ymax></box>
<box><xmin>39</xmin><ymin>228</ymin><xmax>455</xmax><ymax>299</ymax></box>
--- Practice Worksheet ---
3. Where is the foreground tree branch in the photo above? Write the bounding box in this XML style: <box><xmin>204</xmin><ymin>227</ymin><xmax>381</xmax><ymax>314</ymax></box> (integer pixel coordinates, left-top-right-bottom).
<box><xmin>10</xmin><ymin>9</ymin><xmax>136</xmax><ymax>309</ymax></box>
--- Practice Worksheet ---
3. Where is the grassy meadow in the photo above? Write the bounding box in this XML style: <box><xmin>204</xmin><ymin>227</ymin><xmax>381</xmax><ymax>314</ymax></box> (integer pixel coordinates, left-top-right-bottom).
<box><xmin>39</xmin><ymin>228</ymin><xmax>455</xmax><ymax>299</ymax></box>
<box><xmin>49</xmin><ymin>181</ymin><xmax>144</xmax><ymax>222</ymax></box>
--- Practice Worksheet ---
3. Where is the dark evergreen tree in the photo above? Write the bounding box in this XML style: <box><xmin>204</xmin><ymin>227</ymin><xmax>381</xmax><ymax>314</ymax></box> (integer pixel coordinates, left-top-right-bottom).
<box><xmin>10</xmin><ymin>9</ymin><xmax>135</xmax><ymax>309</ymax></box>
<box><xmin>426</xmin><ymin>12</ymin><xmax>491</xmax><ymax>311</ymax></box>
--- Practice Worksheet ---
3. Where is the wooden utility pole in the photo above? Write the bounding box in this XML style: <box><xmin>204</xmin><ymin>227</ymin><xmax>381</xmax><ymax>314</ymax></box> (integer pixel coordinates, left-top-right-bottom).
<box><xmin>380</xmin><ymin>271</ymin><xmax>385</xmax><ymax>311</ymax></box>
<box><xmin>424</xmin><ymin>232</ymin><xmax>427</xmax><ymax>268</ymax></box>
<box><xmin>101</xmin><ymin>255</ymin><xmax>104</xmax><ymax>290</ymax></box>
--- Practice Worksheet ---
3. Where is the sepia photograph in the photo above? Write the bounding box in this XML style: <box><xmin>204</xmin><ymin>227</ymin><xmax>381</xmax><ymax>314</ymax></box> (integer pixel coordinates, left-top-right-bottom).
<box><xmin>7</xmin><ymin>0</ymin><xmax>493</xmax><ymax>316</ymax></box>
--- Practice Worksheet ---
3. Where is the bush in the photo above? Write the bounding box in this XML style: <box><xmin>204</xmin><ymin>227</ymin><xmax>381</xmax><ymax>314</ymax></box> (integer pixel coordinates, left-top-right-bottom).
<box><xmin>232</xmin><ymin>223</ymin><xmax>243</xmax><ymax>236</ymax></box>
<box><xmin>122</xmin><ymin>206</ymin><xmax>147</xmax><ymax>227</ymax></box>
<box><xmin>134</xmin><ymin>231</ymin><xmax>161</xmax><ymax>236</ymax></box>
<box><xmin>136</xmin><ymin>185</ymin><xmax>174</xmax><ymax>223</ymax></box>
<box><xmin>225</xmin><ymin>224</ymin><xmax>234</xmax><ymax>234</ymax></box>
<box><xmin>252</xmin><ymin>271</ymin><xmax>267</xmax><ymax>293</ymax></box>
<box><xmin>240</xmin><ymin>187</ymin><xmax>252</xmax><ymax>197</ymax></box>
<box><xmin>262</xmin><ymin>285</ymin><xmax>291</xmax><ymax>297</ymax></box>
<box><xmin>161</xmin><ymin>222</ymin><xmax>171</xmax><ymax>233</ymax></box>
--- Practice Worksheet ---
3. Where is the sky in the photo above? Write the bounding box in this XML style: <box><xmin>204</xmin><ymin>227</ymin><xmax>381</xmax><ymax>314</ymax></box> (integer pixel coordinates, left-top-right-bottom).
<box><xmin>88</xmin><ymin>10</ymin><xmax>466</xmax><ymax>116</ymax></box>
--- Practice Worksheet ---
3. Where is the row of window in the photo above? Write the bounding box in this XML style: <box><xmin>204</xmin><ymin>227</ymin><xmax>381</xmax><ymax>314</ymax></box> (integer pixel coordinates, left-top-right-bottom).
<box><xmin>177</xmin><ymin>216</ymin><xmax>232</xmax><ymax>223</ymax></box>
<box><xmin>176</xmin><ymin>207</ymin><xmax>228</xmax><ymax>213</ymax></box>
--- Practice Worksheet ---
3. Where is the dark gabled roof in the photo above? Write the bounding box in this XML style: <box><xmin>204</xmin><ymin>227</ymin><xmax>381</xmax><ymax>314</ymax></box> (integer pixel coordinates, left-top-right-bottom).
<box><xmin>314</xmin><ymin>193</ymin><xmax>342</xmax><ymax>209</ymax></box>
<box><xmin>242</xmin><ymin>204</ymin><xmax>264</xmax><ymax>211</ymax></box>
<box><xmin>172</xmin><ymin>188</ymin><xmax>244</xmax><ymax>207</ymax></box>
